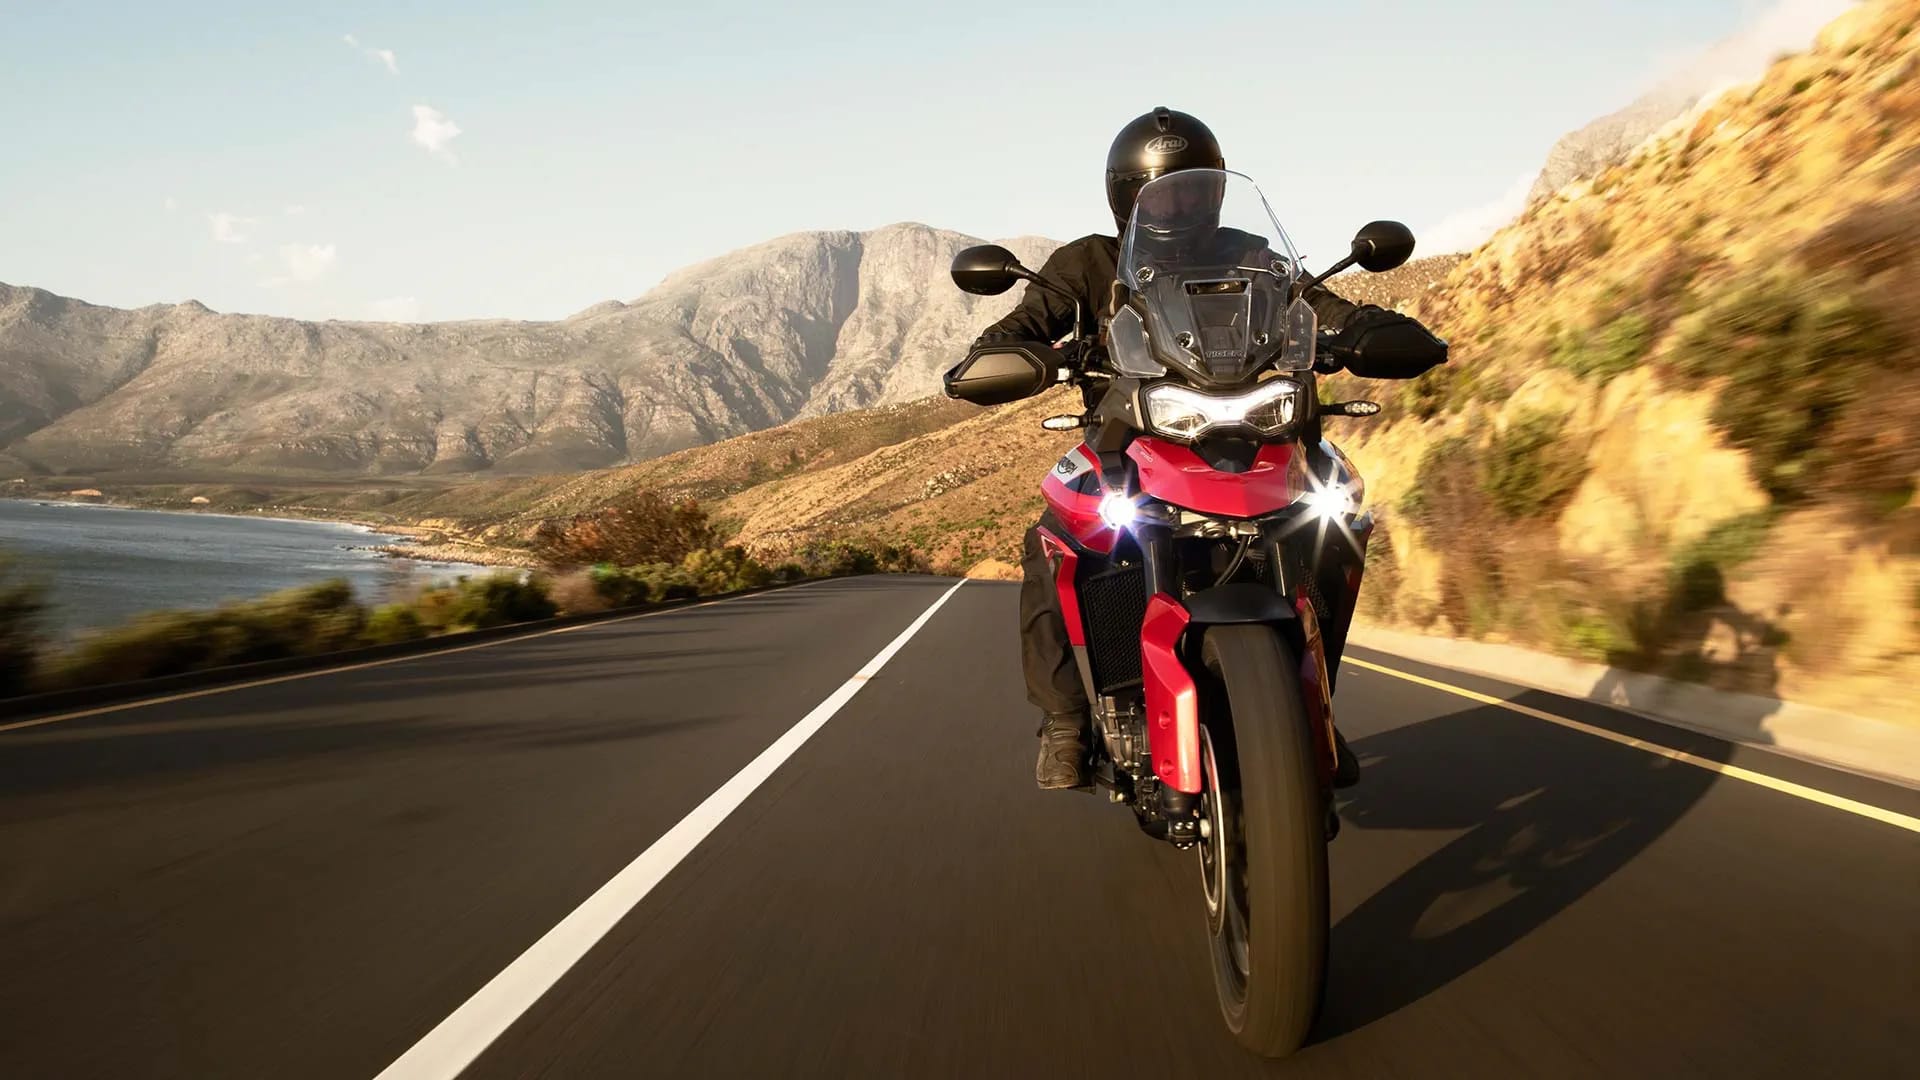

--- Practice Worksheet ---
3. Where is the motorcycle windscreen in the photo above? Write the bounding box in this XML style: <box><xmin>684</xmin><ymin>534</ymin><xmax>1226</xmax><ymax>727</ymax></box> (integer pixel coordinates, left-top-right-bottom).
<box><xmin>1118</xmin><ymin>169</ymin><xmax>1314</xmax><ymax>383</ymax></box>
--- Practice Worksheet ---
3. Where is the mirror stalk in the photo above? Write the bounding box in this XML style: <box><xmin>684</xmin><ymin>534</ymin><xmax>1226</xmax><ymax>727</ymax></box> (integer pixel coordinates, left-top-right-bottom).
<box><xmin>1013</xmin><ymin>268</ymin><xmax>1085</xmax><ymax>341</ymax></box>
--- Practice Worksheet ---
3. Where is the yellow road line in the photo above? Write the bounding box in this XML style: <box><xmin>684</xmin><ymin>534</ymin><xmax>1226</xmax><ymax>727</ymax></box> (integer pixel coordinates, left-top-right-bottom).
<box><xmin>0</xmin><ymin>584</ymin><xmax>822</xmax><ymax>736</ymax></box>
<box><xmin>1345</xmin><ymin>656</ymin><xmax>1920</xmax><ymax>835</ymax></box>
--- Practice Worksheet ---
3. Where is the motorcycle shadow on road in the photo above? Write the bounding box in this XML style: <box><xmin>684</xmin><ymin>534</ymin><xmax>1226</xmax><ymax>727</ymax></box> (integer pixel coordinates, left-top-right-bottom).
<box><xmin>1312</xmin><ymin>621</ymin><xmax>1784</xmax><ymax>1040</ymax></box>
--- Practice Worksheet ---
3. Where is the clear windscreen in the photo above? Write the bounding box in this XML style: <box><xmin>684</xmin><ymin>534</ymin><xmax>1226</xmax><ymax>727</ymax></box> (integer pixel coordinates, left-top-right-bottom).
<box><xmin>1117</xmin><ymin>169</ymin><xmax>1315</xmax><ymax>380</ymax></box>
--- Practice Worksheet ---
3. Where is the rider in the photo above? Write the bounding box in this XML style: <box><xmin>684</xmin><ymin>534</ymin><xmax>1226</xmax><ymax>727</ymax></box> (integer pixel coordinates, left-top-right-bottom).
<box><xmin>973</xmin><ymin>106</ymin><xmax>1449</xmax><ymax>790</ymax></box>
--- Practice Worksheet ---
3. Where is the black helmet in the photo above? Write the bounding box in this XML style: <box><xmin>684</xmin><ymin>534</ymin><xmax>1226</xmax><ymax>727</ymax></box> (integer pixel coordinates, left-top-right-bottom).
<box><xmin>1105</xmin><ymin>107</ymin><xmax>1225</xmax><ymax>232</ymax></box>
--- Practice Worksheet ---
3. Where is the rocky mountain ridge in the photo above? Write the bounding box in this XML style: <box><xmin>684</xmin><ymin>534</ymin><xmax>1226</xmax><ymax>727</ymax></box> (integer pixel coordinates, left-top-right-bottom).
<box><xmin>0</xmin><ymin>225</ymin><xmax>1059</xmax><ymax>478</ymax></box>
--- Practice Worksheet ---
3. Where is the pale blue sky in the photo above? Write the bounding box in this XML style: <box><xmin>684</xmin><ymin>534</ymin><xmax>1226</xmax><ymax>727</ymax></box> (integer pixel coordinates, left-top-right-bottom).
<box><xmin>0</xmin><ymin>0</ymin><xmax>1843</xmax><ymax>322</ymax></box>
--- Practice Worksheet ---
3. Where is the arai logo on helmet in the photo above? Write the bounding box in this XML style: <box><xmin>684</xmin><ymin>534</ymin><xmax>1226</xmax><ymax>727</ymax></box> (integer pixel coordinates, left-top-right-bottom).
<box><xmin>1145</xmin><ymin>135</ymin><xmax>1189</xmax><ymax>156</ymax></box>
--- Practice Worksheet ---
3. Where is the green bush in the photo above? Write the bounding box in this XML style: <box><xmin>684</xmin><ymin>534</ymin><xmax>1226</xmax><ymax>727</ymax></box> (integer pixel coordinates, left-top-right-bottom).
<box><xmin>1670</xmin><ymin>271</ymin><xmax>1895</xmax><ymax>499</ymax></box>
<box><xmin>1397</xmin><ymin>436</ymin><xmax>1478</xmax><ymax>529</ymax></box>
<box><xmin>1549</xmin><ymin>312</ymin><xmax>1654</xmax><ymax>382</ymax></box>
<box><xmin>363</xmin><ymin>603</ymin><xmax>429</xmax><ymax>645</ymax></box>
<box><xmin>1395</xmin><ymin>363</ymin><xmax>1482</xmax><ymax>421</ymax></box>
<box><xmin>1564</xmin><ymin>614</ymin><xmax>1630</xmax><ymax>662</ymax></box>
<box><xmin>1480</xmin><ymin>411</ymin><xmax>1589</xmax><ymax>519</ymax></box>
<box><xmin>590</xmin><ymin>565</ymin><xmax>653</xmax><ymax>608</ymax></box>
<box><xmin>789</xmin><ymin>539</ymin><xmax>926</xmax><ymax>578</ymax></box>
<box><xmin>632</xmin><ymin>562</ymin><xmax>700</xmax><ymax>601</ymax></box>
<box><xmin>0</xmin><ymin>553</ymin><xmax>47</xmax><ymax>697</ymax></box>
<box><xmin>680</xmin><ymin>545</ymin><xmax>773</xmax><ymax>595</ymax></box>
<box><xmin>423</xmin><ymin>573</ymin><xmax>556</xmax><ymax>631</ymax></box>
<box><xmin>52</xmin><ymin>580</ymin><xmax>368</xmax><ymax>685</ymax></box>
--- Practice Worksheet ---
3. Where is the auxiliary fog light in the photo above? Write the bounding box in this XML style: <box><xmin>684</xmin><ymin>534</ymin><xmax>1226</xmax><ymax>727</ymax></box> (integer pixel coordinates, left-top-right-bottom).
<box><xmin>1098</xmin><ymin>492</ymin><xmax>1139</xmax><ymax>529</ymax></box>
<box><xmin>1300</xmin><ymin>482</ymin><xmax>1356</xmax><ymax>522</ymax></box>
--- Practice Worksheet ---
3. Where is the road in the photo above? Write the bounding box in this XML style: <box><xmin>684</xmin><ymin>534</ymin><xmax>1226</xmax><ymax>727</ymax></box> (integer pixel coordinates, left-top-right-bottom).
<box><xmin>1</xmin><ymin>575</ymin><xmax>1915</xmax><ymax>1079</ymax></box>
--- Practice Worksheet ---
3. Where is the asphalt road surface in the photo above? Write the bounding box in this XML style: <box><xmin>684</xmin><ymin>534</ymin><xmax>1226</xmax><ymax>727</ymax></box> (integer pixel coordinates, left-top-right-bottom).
<box><xmin>2</xmin><ymin>576</ymin><xmax>1915</xmax><ymax>1079</ymax></box>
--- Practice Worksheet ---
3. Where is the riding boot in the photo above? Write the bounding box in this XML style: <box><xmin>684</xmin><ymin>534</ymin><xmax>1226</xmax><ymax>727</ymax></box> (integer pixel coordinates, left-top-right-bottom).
<box><xmin>1035</xmin><ymin>711</ymin><xmax>1091</xmax><ymax>790</ymax></box>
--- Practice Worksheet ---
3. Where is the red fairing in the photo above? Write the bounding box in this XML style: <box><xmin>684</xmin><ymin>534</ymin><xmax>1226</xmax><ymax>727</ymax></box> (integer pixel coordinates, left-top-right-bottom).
<box><xmin>1040</xmin><ymin>444</ymin><xmax>1118</xmax><ymax>555</ymax></box>
<box><xmin>1294</xmin><ymin>594</ymin><xmax>1338</xmax><ymax>784</ymax></box>
<box><xmin>1140</xmin><ymin>593</ymin><xmax>1203</xmax><ymax>794</ymax></box>
<box><xmin>1035</xmin><ymin>527</ymin><xmax>1084</xmax><ymax>648</ymax></box>
<box><xmin>1127</xmin><ymin>438</ymin><xmax>1307</xmax><ymax>518</ymax></box>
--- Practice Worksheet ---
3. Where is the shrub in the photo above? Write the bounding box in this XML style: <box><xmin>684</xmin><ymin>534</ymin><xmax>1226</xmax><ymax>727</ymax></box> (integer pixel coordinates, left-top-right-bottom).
<box><xmin>680</xmin><ymin>546</ymin><xmax>773</xmax><ymax>595</ymax></box>
<box><xmin>1395</xmin><ymin>363</ymin><xmax>1482</xmax><ymax>421</ymax></box>
<box><xmin>1564</xmin><ymin>615</ymin><xmax>1630</xmax><ymax>662</ymax></box>
<box><xmin>1550</xmin><ymin>312</ymin><xmax>1654</xmax><ymax>382</ymax></box>
<box><xmin>1670</xmin><ymin>270</ymin><xmax>1896</xmax><ymax>500</ymax></box>
<box><xmin>790</xmin><ymin>539</ymin><xmax>927</xmax><ymax>578</ymax></box>
<box><xmin>589</xmin><ymin>565</ymin><xmax>652</xmax><ymax>608</ymax></box>
<box><xmin>425</xmin><ymin>573</ymin><xmax>556</xmax><ymax>630</ymax></box>
<box><xmin>51</xmin><ymin>580</ymin><xmax>368</xmax><ymax>685</ymax></box>
<box><xmin>545</xmin><ymin>571</ymin><xmax>614</xmax><ymax>616</ymax></box>
<box><xmin>1397</xmin><ymin>436</ymin><xmax>1479</xmax><ymax>529</ymax></box>
<box><xmin>1480</xmin><ymin>411</ymin><xmax>1589</xmax><ymax>519</ymax></box>
<box><xmin>363</xmin><ymin>603</ymin><xmax>429</xmax><ymax>645</ymax></box>
<box><xmin>632</xmin><ymin>562</ymin><xmax>700</xmax><ymax>601</ymax></box>
<box><xmin>1357</xmin><ymin>521</ymin><xmax>1400</xmax><ymax>622</ymax></box>
<box><xmin>532</xmin><ymin>490</ymin><xmax>719</xmax><ymax>568</ymax></box>
<box><xmin>241</xmin><ymin>578</ymin><xmax>366</xmax><ymax>656</ymax></box>
<box><xmin>0</xmin><ymin>552</ymin><xmax>46</xmax><ymax>697</ymax></box>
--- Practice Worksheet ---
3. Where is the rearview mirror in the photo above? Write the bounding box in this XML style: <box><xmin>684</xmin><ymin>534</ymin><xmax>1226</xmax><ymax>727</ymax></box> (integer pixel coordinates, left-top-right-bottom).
<box><xmin>1351</xmin><ymin>221</ymin><xmax>1416</xmax><ymax>273</ymax></box>
<box><xmin>951</xmin><ymin>244</ymin><xmax>1028</xmax><ymax>296</ymax></box>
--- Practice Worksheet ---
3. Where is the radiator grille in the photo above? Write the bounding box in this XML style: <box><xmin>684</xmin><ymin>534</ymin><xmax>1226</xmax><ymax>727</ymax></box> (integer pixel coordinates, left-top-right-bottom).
<box><xmin>1079</xmin><ymin>562</ymin><xmax>1148</xmax><ymax>692</ymax></box>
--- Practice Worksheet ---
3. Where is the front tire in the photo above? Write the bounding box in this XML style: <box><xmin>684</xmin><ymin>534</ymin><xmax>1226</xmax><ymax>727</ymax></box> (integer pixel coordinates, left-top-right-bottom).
<box><xmin>1199</xmin><ymin>624</ymin><xmax>1329</xmax><ymax>1057</ymax></box>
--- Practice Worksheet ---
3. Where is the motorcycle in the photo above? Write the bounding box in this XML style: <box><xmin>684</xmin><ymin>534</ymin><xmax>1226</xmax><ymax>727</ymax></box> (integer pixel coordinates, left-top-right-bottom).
<box><xmin>943</xmin><ymin>169</ymin><xmax>1420</xmax><ymax>1057</ymax></box>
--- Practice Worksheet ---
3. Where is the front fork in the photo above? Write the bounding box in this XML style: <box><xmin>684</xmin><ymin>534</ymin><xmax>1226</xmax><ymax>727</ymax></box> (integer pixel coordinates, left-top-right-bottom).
<box><xmin>1131</xmin><ymin>523</ymin><xmax>1201</xmax><ymax>843</ymax></box>
<box><xmin>1136</xmin><ymin>523</ymin><xmax>1344</xmax><ymax>830</ymax></box>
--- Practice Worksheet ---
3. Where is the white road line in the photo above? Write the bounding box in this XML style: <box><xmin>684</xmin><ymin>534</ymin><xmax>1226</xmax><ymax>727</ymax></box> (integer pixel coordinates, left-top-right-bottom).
<box><xmin>373</xmin><ymin>579</ymin><xmax>967</xmax><ymax>1080</ymax></box>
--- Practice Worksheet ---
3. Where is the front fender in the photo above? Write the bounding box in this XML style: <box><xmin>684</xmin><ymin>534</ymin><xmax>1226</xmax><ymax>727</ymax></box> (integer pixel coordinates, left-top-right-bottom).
<box><xmin>1184</xmin><ymin>583</ymin><xmax>1299</xmax><ymax>626</ymax></box>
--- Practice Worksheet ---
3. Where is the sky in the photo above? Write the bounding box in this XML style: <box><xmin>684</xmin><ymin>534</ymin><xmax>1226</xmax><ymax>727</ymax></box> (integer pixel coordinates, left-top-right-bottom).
<box><xmin>0</xmin><ymin>0</ymin><xmax>1856</xmax><ymax>323</ymax></box>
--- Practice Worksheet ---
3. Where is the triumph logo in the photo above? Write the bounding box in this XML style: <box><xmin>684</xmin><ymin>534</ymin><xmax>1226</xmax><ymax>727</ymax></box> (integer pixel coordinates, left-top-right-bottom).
<box><xmin>1145</xmin><ymin>135</ymin><xmax>1188</xmax><ymax>156</ymax></box>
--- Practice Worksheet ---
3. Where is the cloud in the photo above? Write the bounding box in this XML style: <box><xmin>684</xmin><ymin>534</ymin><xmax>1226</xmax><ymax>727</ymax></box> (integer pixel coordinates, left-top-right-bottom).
<box><xmin>164</xmin><ymin>196</ymin><xmax>178</xmax><ymax>213</ymax></box>
<box><xmin>342</xmin><ymin>32</ymin><xmax>399</xmax><ymax>74</ymax></box>
<box><xmin>410</xmin><ymin>104</ymin><xmax>462</xmax><ymax>160</ymax></box>
<box><xmin>1421</xmin><ymin>172</ymin><xmax>1535</xmax><ymax>256</ymax></box>
<box><xmin>285</xmin><ymin>204</ymin><xmax>308</xmax><ymax>216</ymax></box>
<box><xmin>273</xmin><ymin>243</ymin><xmax>338</xmax><ymax>284</ymax></box>
<box><xmin>368</xmin><ymin>296</ymin><xmax>423</xmax><ymax>322</ymax></box>
<box><xmin>207</xmin><ymin>211</ymin><xmax>257</xmax><ymax>245</ymax></box>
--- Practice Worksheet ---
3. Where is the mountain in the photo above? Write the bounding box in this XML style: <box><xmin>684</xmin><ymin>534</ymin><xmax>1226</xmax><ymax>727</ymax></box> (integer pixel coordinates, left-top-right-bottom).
<box><xmin>395</xmin><ymin>0</ymin><xmax>1918</xmax><ymax>723</ymax></box>
<box><xmin>1527</xmin><ymin>85</ymin><xmax>1702</xmax><ymax>205</ymax></box>
<box><xmin>0</xmin><ymin>225</ymin><xmax>1059</xmax><ymax>478</ymax></box>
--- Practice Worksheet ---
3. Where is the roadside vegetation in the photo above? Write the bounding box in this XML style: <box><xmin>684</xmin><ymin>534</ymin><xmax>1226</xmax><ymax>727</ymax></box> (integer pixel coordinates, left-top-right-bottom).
<box><xmin>0</xmin><ymin>493</ymin><xmax>929</xmax><ymax>698</ymax></box>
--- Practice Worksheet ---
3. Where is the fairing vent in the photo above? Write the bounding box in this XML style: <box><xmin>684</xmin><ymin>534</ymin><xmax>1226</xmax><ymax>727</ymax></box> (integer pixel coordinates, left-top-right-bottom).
<box><xmin>1080</xmin><ymin>562</ymin><xmax>1149</xmax><ymax>692</ymax></box>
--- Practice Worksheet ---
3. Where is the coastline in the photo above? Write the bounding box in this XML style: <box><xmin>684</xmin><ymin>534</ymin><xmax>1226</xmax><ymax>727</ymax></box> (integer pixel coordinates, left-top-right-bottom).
<box><xmin>1</xmin><ymin>495</ymin><xmax>529</xmax><ymax>569</ymax></box>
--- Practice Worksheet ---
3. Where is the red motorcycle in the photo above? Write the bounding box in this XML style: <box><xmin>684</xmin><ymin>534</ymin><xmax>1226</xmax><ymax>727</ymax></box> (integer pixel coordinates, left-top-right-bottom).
<box><xmin>945</xmin><ymin>169</ymin><xmax>1421</xmax><ymax>1057</ymax></box>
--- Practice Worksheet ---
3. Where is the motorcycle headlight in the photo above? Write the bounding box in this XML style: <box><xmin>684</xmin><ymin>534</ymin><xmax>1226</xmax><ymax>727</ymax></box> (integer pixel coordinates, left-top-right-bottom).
<box><xmin>1142</xmin><ymin>380</ymin><xmax>1304</xmax><ymax>441</ymax></box>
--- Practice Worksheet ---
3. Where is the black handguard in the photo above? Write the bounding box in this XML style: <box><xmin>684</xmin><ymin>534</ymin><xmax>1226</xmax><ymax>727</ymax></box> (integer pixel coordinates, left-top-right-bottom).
<box><xmin>945</xmin><ymin>336</ymin><xmax>1057</xmax><ymax>406</ymax></box>
<box><xmin>1332</xmin><ymin>307</ymin><xmax>1449</xmax><ymax>380</ymax></box>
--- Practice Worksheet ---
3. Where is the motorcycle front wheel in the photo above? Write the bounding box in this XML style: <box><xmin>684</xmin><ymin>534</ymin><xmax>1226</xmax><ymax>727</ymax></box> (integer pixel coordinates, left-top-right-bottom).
<box><xmin>1198</xmin><ymin>624</ymin><xmax>1329</xmax><ymax>1058</ymax></box>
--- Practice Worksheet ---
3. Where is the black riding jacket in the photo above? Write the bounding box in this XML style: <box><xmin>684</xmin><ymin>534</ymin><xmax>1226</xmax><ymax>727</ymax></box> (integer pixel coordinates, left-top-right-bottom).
<box><xmin>981</xmin><ymin>234</ymin><xmax>1446</xmax><ymax>381</ymax></box>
